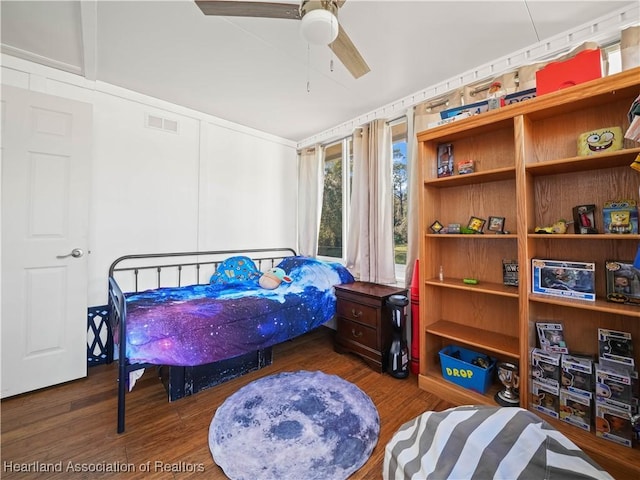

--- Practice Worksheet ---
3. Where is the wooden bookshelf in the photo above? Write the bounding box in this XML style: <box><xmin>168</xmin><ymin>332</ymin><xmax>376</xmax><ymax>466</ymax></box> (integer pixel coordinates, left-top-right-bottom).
<box><xmin>417</xmin><ymin>67</ymin><xmax>640</xmax><ymax>479</ymax></box>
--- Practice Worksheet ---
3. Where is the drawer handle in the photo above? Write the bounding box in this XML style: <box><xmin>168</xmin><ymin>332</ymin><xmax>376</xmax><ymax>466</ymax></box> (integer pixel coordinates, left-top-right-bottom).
<box><xmin>351</xmin><ymin>308</ymin><xmax>362</xmax><ymax>318</ymax></box>
<box><xmin>351</xmin><ymin>328</ymin><xmax>363</xmax><ymax>338</ymax></box>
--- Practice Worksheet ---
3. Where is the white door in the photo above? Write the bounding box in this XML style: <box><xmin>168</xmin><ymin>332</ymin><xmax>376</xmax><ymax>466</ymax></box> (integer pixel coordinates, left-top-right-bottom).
<box><xmin>1</xmin><ymin>85</ymin><xmax>92</xmax><ymax>397</ymax></box>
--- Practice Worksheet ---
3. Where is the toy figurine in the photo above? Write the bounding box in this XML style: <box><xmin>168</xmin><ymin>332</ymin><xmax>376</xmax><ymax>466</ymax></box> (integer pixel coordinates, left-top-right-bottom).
<box><xmin>534</xmin><ymin>219</ymin><xmax>572</xmax><ymax>234</ymax></box>
<box><xmin>608</xmin><ymin>211</ymin><xmax>632</xmax><ymax>234</ymax></box>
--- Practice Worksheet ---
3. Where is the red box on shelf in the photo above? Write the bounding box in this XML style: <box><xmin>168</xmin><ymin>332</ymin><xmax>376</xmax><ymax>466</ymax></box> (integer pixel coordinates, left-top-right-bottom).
<box><xmin>536</xmin><ymin>49</ymin><xmax>602</xmax><ymax>96</ymax></box>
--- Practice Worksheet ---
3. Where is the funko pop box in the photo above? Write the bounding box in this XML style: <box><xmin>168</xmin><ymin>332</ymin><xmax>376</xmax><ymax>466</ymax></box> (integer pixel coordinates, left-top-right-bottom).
<box><xmin>560</xmin><ymin>388</ymin><xmax>592</xmax><ymax>432</ymax></box>
<box><xmin>598</xmin><ymin>328</ymin><xmax>635</xmax><ymax>369</ymax></box>
<box><xmin>596</xmin><ymin>402</ymin><xmax>634</xmax><ymax>447</ymax></box>
<box><xmin>537</xmin><ymin>322</ymin><xmax>568</xmax><ymax>354</ymax></box>
<box><xmin>605</xmin><ymin>260</ymin><xmax>640</xmax><ymax>306</ymax></box>
<box><xmin>531</xmin><ymin>348</ymin><xmax>561</xmax><ymax>387</ymax></box>
<box><xmin>531</xmin><ymin>379</ymin><xmax>559</xmax><ymax>419</ymax></box>
<box><xmin>562</xmin><ymin>353</ymin><xmax>593</xmax><ymax>395</ymax></box>
<box><xmin>595</xmin><ymin>364</ymin><xmax>633</xmax><ymax>408</ymax></box>
<box><xmin>531</xmin><ymin>259</ymin><xmax>595</xmax><ymax>301</ymax></box>
<box><xmin>603</xmin><ymin>199</ymin><xmax>638</xmax><ymax>234</ymax></box>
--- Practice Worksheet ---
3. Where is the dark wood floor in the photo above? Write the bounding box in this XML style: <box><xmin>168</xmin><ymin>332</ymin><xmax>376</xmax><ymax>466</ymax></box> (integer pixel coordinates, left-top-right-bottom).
<box><xmin>1</xmin><ymin>327</ymin><xmax>454</xmax><ymax>479</ymax></box>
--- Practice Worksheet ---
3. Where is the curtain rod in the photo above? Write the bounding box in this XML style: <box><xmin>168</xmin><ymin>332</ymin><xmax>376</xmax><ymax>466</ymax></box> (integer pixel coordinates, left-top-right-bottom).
<box><xmin>296</xmin><ymin>132</ymin><xmax>355</xmax><ymax>154</ymax></box>
<box><xmin>387</xmin><ymin>114</ymin><xmax>408</xmax><ymax>126</ymax></box>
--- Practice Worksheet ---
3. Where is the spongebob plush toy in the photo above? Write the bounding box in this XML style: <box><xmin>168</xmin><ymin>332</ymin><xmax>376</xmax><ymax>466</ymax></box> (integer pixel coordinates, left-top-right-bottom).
<box><xmin>577</xmin><ymin>126</ymin><xmax>623</xmax><ymax>156</ymax></box>
<box><xmin>259</xmin><ymin>267</ymin><xmax>292</xmax><ymax>289</ymax></box>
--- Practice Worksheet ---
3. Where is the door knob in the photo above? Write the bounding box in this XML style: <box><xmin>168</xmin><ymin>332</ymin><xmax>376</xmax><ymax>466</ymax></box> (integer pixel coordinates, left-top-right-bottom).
<box><xmin>57</xmin><ymin>248</ymin><xmax>84</xmax><ymax>259</ymax></box>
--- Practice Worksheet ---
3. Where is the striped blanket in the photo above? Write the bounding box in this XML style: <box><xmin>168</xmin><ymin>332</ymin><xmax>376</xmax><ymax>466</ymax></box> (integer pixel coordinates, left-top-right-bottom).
<box><xmin>384</xmin><ymin>406</ymin><xmax>613</xmax><ymax>480</ymax></box>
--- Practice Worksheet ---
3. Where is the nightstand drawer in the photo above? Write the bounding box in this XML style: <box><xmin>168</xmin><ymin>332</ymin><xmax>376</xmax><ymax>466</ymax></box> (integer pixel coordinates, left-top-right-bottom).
<box><xmin>336</xmin><ymin>300</ymin><xmax>377</xmax><ymax>328</ymax></box>
<box><xmin>337</xmin><ymin>318</ymin><xmax>378</xmax><ymax>349</ymax></box>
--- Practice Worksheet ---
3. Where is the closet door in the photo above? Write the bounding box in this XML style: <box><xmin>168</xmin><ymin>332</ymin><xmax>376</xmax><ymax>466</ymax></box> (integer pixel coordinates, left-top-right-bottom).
<box><xmin>2</xmin><ymin>85</ymin><xmax>92</xmax><ymax>397</ymax></box>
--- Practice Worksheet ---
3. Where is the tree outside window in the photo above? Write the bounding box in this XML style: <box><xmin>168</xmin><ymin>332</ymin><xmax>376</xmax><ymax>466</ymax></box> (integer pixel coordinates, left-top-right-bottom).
<box><xmin>317</xmin><ymin>140</ymin><xmax>351</xmax><ymax>259</ymax></box>
<box><xmin>392</xmin><ymin>122</ymin><xmax>408</xmax><ymax>268</ymax></box>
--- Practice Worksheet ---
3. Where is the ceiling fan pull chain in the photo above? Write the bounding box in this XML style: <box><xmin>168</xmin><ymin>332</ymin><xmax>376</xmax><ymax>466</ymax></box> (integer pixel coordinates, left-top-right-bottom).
<box><xmin>307</xmin><ymin>43</ymin><xmax>312</xmax><ymax>93</ymax></box>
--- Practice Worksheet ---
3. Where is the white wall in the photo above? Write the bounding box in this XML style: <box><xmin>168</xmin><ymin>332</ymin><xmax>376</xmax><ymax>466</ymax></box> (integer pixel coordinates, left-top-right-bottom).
<box><xmin>1</xmin><ymin>54</ymin><xmax>298</xmax><ymax>307</ymax></box>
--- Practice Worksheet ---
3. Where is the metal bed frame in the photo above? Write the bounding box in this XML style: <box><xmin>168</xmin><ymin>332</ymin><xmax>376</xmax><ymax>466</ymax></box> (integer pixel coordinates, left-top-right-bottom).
<box><xmin>108</xmin><ymin>247</ymin><xmax>297</xmax><ymax>433</ymax></box>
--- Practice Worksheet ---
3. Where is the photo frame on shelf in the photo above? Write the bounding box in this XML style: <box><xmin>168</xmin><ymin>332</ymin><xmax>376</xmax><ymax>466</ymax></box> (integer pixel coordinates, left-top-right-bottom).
<box><xmin>467</xmin><ymin>216</ymin><xmax>486</xmax><ymax>233</ymax></box>
<box><xmin>430</xmin><ymin>220</ymin><xmax>444</xmax><ymax>233</ymax></box>
<box><xmin>573</xmin><ymin>204</ymin><xmax>597</xmax><ymax>234</ymax></box>
<box><xmin>488</xmin><ymin>216</ymin><xmax>505</xmax><ymax>233</ymax></box>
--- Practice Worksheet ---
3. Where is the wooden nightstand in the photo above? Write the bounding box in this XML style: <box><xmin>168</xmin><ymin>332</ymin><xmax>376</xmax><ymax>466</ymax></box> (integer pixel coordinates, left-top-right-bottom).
<box><xmin>334</xmin><ymin>281</ymin><xmax>408</xmax><ymax>373</ymax></box>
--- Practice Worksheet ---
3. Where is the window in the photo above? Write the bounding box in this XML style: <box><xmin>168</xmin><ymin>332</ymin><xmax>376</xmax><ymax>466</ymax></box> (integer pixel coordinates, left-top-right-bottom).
<box><xmin>317</xmin><ymin>139</ymin><xmax>352</xmax><ymax>259</ymax></box>
<box><xmin>391</xmin><ymin>120</ymin><xmax>408</xmax><ymax>281</ymax></box>
<box><xmin>317</xmin><ymin>124</ymin><xmax>408</xmax><ymax>283</ymax></box>
<box><xmin>603</xmin><ymin>42</ymin><xmax>622</xmax><ymax>75</ymax></box>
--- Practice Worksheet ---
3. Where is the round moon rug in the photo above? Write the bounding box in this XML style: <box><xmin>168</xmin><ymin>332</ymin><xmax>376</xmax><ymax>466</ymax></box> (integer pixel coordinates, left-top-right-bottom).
<box><xmin>208</xmin><ymin>370</ymin><xmax>380</xmax><ymax>480</ymax></box>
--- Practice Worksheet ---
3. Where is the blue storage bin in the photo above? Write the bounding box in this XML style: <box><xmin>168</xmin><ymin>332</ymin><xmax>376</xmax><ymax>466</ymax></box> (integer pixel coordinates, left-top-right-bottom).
<box><xmin>439</xmin><ymin>345</ymin><xmax>497</xmax><ymax>394</ymax></box>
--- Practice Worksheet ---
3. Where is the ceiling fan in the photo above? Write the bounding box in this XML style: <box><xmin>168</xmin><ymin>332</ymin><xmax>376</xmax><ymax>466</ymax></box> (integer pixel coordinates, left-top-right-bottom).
<box><xmin>195</xmin><ymin>0</ymin><xmax>370</xmax><ymax>79</ymax></box>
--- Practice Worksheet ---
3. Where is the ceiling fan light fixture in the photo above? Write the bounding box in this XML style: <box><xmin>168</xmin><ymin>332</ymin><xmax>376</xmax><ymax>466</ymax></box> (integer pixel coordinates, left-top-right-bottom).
<box><xmin>300</xmin><ymin>8</ymin><xmax>339</xmax><ymax>45</ymax></box>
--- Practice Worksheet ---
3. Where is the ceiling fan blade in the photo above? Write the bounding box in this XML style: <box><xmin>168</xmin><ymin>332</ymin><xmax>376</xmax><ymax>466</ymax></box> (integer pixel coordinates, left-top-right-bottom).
<box><xmin>329</xmin><ymin>24</ymin><xmax>370</xmax><ymax>79</ymax></box>
<box><xmin>195</xmin><ymin>1</ymin><xmax>301</xmax><ymax>20</ymax></box>
<box><xmin>336</xmin><ymin>0</ymin><xmax>347</xmax><ymax>7</ymax></box>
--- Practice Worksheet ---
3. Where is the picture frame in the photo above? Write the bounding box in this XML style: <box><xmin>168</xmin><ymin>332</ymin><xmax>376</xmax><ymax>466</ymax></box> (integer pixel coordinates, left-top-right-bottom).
<box><xmin>488</xmin><ymin>216</ymin><xmax>505</xmax><ymax>233</ymax></box>
<box><xmin>467</xmin><ymin>216</ymin><xmax>486</xmax><ymax>233</ymax></box>
<box><xmin>572</xmin><ymin>204</ymin><xmax>597</xmax><ymax>234</ymax></box>
<box><xmin>430</xmin><ymin>220</ymin><xmax>444</xmax><ymax>233</ymax></box>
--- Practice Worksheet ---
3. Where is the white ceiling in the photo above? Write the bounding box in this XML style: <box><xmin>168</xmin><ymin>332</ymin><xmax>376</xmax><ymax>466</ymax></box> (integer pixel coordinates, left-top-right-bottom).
<box><xmin>1</xmin><ymin>1</ymin><xmax>637</xmax><ymax>144</ymax></box>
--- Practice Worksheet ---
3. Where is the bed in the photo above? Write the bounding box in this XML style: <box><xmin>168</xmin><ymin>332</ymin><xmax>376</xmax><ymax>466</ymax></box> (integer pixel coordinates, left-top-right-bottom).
<box><xmin>108</xmin><ymin>248</ymin><xmax>354</xmax><ymax>433</ymax></box>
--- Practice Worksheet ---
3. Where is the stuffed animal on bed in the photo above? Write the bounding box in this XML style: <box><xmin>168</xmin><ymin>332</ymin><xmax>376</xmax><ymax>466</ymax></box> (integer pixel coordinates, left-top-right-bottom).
<box><xmin>259</xmin><ymin>267</ymin><xmax>292</xmax><ymax>289</ymax></box>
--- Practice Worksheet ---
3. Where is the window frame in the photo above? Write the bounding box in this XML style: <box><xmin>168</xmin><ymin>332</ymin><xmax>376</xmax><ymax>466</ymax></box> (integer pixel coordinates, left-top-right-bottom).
<box><xmin>316</xmin><ymin>137</ymin><xmax>352</xmax><ymax>263</ymax></box>
<box><xmin>316</xmin><ymin>121</ymin><xmax>409</xmax><ymax>286</ymax></box>
<box><xmin>389</xmin><ymin>117</ymin><xmax>408</xmax><ymax>284</ymax></box>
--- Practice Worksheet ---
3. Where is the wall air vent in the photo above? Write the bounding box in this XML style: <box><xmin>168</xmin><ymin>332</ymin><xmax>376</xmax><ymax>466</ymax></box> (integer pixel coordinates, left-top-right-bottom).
<box><xmin>145</xmin><ymin>113</ymin><xmax>179</xmax><ymax>134</ymax></box>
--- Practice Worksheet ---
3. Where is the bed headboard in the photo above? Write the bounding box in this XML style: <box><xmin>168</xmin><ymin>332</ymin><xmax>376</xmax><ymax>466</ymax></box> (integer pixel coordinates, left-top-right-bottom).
<box><xmin>108</xmin><ymin>247</ymin><xmax>297</xmax><ymax>293</ymax></box>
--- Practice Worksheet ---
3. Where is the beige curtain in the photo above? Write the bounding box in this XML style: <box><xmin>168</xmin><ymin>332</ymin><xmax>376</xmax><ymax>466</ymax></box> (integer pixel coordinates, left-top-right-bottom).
<box><xmin>346</xmin><ymin>120</ymin><xmax>396</xmax><ymax>284</ymax></box>
<box><xmin>297</xmin><ymin>146</ymin><xmax>324</xmax><ymax>256</ymax></box>
<box><xmin>404</xmin><ymin>104</ymin><xmax>430</xmax><ymax>288</ymax></box>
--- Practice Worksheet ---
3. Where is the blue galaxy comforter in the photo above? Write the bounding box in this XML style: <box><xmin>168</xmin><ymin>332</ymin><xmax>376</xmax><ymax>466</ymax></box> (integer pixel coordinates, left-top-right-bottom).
<box><xmin>120</xmin><ymin>256</ymin><xmax>354</xmax><ymax>366</ymax></box>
